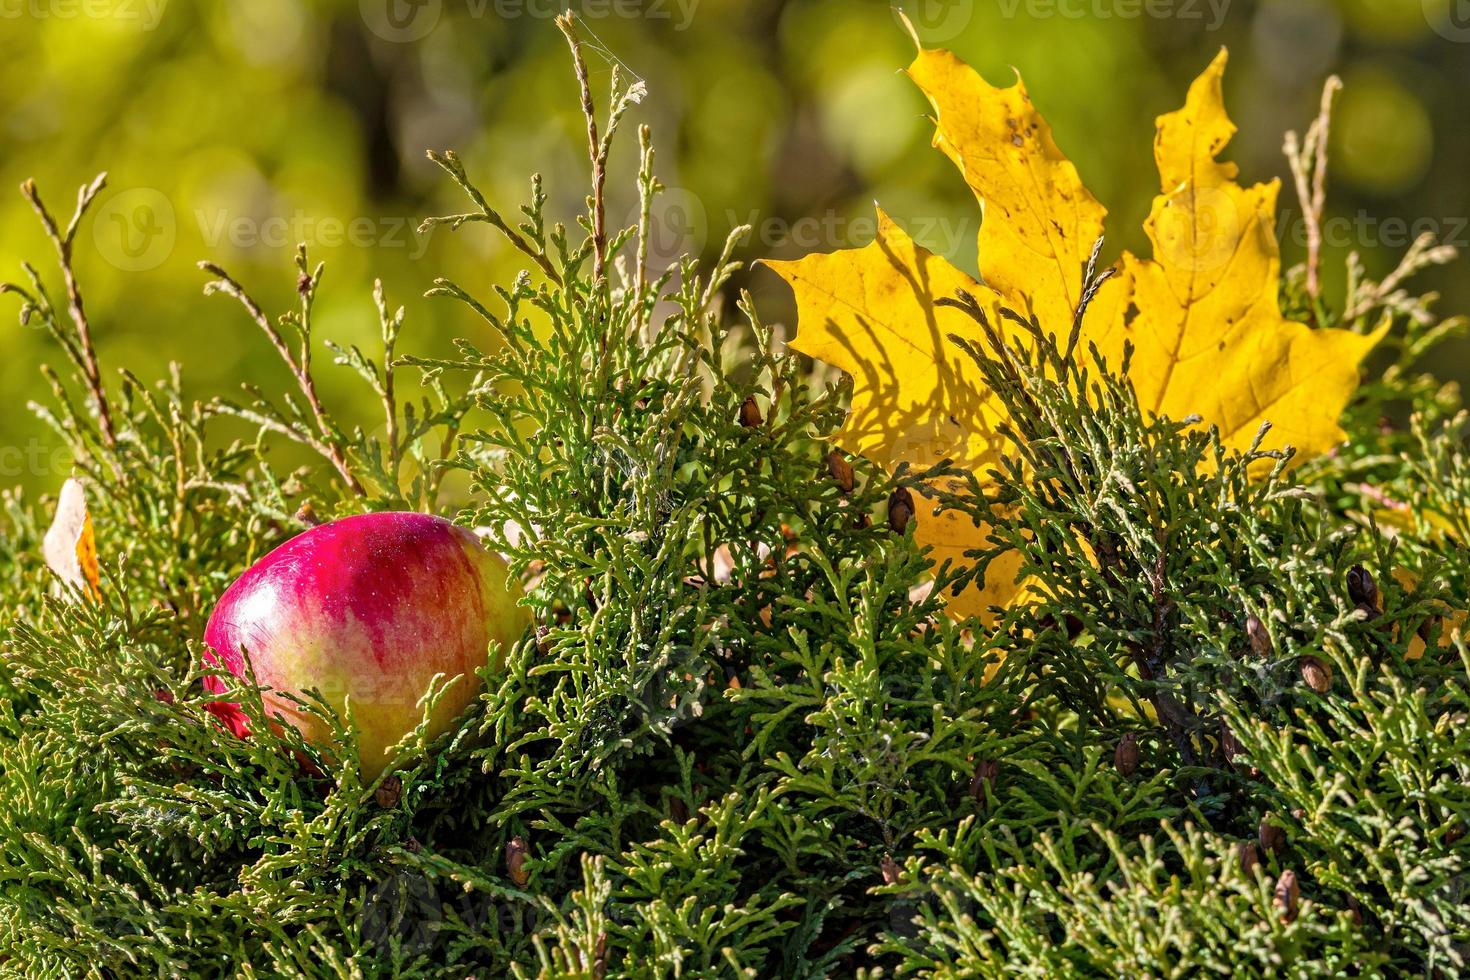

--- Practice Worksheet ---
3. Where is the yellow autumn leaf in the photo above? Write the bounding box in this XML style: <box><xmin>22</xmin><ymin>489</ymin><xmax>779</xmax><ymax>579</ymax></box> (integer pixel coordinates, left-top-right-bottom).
<box><xmin>763</xmin><ymin>212</ymin><xmax>1027</xmax><ymax>619</ymax></box>
<box><xmin>1099</xmin><ymin>51</ymin><xmax>1386</xmax><ymax>454</ymax></box>
<box><xmin>763</xmin><ymin>208</ymin><xmax>997</xmax><ymax>474</ymax></box>
<box><xmin>906</xmin><ymin>45</ymin><xmax>1107</xmax><ymax>337</ymax></box>
<box><xmin>766</xmin><ymin>45</ymin><xmax>1382</xmax><ymax>622</ymax></box>
<box><xmin>43</xmin><ymin>477</ymin><xmax>100</xmax><ymax>601</ymax></box>
<box><xmin>1390</xmin><ymin>569</ymin><xmax>1465</xmax><ymax>659</ymax></box>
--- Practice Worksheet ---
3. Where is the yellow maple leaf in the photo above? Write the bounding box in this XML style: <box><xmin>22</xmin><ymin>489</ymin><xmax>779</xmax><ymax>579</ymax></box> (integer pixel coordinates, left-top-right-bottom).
<box><xmin>906</xmin><ymin>45</ymin><xmax>1107</xmax><ymax>338</ymax></box>
<box><xmin>766</xmin><ymin>46</ymin><xmax>1383</xmax><ymax>622</ymax></box>
<box><xmin>763</xmin><ymin>208</ymin><xmax>995</xmax><ymax>474</ymax></box>
<box><xmin>763</xmin><ymin>212</ymin><xmax>1025</xmax><ymax>619</ymax></box>
<box><xmin>1099</xmin><ymin>51</ymin><xmax>1386</xmax><ymax>453</ymax></box>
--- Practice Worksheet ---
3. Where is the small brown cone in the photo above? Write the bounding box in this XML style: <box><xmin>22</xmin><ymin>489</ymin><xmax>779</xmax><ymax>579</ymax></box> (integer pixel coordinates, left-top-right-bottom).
<box><xmin>1300</xmin><ymin>656</ymin><xmax>1332</xmax><ymax>694</ymax></box>
<box><xmin>294</xmin><ymin>501</ymin><xmax>324</xmax><ymax>527</ymax></box>
<box><xmin>738</xmin><ymin>395</ymin><xmax>763</xmax><ymax>428</ymax></box>
<box><xmin>1245</xmin><ymin>614</ymin><xmax>1272</xmax><ymax>658</ymax></box>
<box><xmin>1220</xmin><ymin>721</ymin><xmax>1240</xmax><ymax>764</ymax></box>
<box><xmin>374</xmin><ymin>775</ymin><xmax>403</xmax><ymax>810</ymax></box>
<box><xmin>1347</xmin><ymin>564</ymin><xmax>1379</xmax><ymax>615</ymax></box>
<box><xmin>888</xmin><ymin>487</ymin><xmax>915</xmax><ymax>535</ymax></box>
<box><xmin>1220</xmin><ymin>720</ymin><xmax>1260</xmax><ymax>777</ymax></box>
<box><xmin>1274</xmin><ymin>869</ymin><xmax>1299</xmax><ymax>922</ymax></box>
<box><xmin>1259</xmin><ymin>816</ymin><xmax>1286</xmax><ymax>855</ymax></box>
<box><xmin>880</xmin><ymin>854</ymin><xmax>901</xmax><ymax>885</ymax></box>
<box><xmin>592</xmin><ymin>932</ymin><xmax>609</xmax><ymax>980</ymax></box>
<box><xmin>506</xmin><ymin>836</ymin><xmax>530</xmax><ymax>888</ymax></box>
<box><xmin>1114</xmin><ymin>733</ymin><xmax>1140</xmax><ymax>777</ymax></box>
<box><xmin>1237</xmin><ymin>841</ymin><xmax>1260</xmax><ymax>878</ymax></box>
<box><xmin>826</xmin><ymin>450</ymin><xmax>854</xmax><ymax>494</ymax></box>
<box><xmin>970</xmin><ymin>759</ymin><xmax>999</xmax><ymax>802</ymax></box>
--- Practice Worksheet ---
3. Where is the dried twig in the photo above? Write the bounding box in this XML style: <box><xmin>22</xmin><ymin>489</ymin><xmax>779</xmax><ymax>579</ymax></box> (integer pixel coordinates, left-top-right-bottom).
<box><xmin>1284</xmin><ymin>75</ymin><xmax>1342</xmax><ymax>314</ymax></box>
<box><xmin>372</xmin><ymin>280</ymin><xmax>402</xmax><ymax>476</ymax></box>
<box><xmin>558</xmin><ymin>12</ymin><xmax>606</xmax><ymax>284</ymax></box>
<box><xmin>635</xmin><ymin>124</ymin><xmax>655</xmax><ymax>313</ymax></box>
<box><xmin>1343</xmin><ymin>233</ymin><xmax>1459</xmax><ymax>325</ymax></box>
<box><xmin>15</xmin><ymin>176</ymin><xmax>117</xmax><ymax>447</ymax></box>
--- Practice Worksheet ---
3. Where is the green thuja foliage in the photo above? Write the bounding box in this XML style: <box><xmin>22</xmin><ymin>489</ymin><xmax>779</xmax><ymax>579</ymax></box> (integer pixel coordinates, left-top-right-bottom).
<box><xmin>0</xmin><ymin>18</ymin><xmax>1468</xmax><ymax>979</ymax></box>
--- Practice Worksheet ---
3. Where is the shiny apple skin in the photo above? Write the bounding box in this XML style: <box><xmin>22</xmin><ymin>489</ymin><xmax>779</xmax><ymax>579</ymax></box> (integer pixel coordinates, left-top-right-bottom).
<box><xmin>202</xmin><ymin>512</ymin><xmax>524</xmax><ymax>777</ymax></box>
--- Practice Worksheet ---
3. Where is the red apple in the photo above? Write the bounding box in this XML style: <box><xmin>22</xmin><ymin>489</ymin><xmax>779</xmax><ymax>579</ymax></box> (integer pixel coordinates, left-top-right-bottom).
<box><xmin>202</xmin><ymin>511</ymin><xmax>524</xmax><ymax>777</ymax></box>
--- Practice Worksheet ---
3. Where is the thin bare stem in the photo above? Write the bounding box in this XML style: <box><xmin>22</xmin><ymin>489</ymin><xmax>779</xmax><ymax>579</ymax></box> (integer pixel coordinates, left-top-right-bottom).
<box><xmin>1284</xmin><ymin>76</ymin><xmax>1342</xmax><ymax>312</ymax></box>
<box><xmin>558</xmin><ymin>12</ymin><xmax>606</xmax><ymax>284</ymax></box>
<box><xmin>636</xmin><ymin>124</ymin><xmax>654</xmax><ymax>308</ymax></box>
<box><xmin>1307</xmin><ymin>78</ymin><xmax>1342</xmax><ymax>302</ymax></box>
<box><xmin>373</xmin><ymin>280</ymin><xmax>402</xmax><ymax>476</ymax></box>
<box><xmin>20</xmin><ymin>175</ymin><xmax>116</xmax><ymax>447</ymax></box>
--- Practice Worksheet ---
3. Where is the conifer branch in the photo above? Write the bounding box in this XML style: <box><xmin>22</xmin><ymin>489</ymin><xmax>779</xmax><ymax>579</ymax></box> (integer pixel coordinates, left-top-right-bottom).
<box><xmin>199</xmin><ymin>254</ymin><xmax>364</xmax><ymax>496</ymax></box>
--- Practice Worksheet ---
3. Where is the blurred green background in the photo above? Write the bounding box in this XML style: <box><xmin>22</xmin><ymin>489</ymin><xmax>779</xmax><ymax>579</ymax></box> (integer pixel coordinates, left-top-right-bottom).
<box><xmin>2</xmin><ymin>0</ymin><xmax>1467</xmax><ymax>494</ymax></box>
